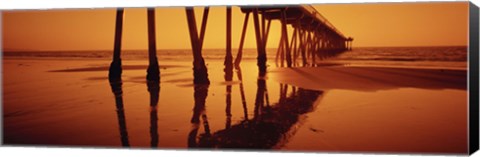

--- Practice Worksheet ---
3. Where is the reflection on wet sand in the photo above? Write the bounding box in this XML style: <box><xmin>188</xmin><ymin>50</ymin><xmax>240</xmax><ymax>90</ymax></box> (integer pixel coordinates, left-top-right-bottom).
<box><xmin>109</xmin><ymin>80</ymin><xmax>130</xmax><ymax>147</ymax></box>
<box><xmin>147</xmin><ymin>80</ymin><xmax>160</xmax><ymax>148</ymax></box>
<box><xmin>108</xmin><ymin>63</ymin><xmax>323</xmax><ymax>149</ymax></box>
<box><xmin>109</xmin><ymin>79</ymin><xmax>160</xmax><ymax>148</ymax></box>
<box><xmin>188</xmin><ymin>84</ymin><xmax>212</xmax><ymax>148</ymax></box>
<box><xmin>187</xmin><ymin>69</ymin><xmax>323</xmax><ymax>149</ymax></box>
<box><xmin>225</xmin><ymin>60</ymin><xmax>234</xmax><ymax>129</ymax></box>
<box><xmin>236</xmin><ymin>68</ymin><xmax>249</xmax><ymax>120</ymax></box>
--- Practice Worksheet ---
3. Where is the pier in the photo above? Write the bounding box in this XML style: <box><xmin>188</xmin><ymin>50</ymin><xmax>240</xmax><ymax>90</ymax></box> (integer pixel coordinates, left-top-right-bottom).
<box><xmin>108</xmin><ymin>5</ymin><xmax>353</xmax><ymax>83</ymax></box>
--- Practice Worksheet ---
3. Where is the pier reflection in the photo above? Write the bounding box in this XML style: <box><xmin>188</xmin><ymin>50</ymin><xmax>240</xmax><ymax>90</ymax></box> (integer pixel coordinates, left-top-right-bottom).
<box><xmin>236</xmin><ymin>68</ymin><xmax>249</xmax><ymax>120</ymax></box>
<box><xmin>147</xmin><ymin>80</ymin><xmax>160</xmax><ymax>148</ymax></box>
<box><xmin>188</xmin><ymin>84</ymin><xmax>212</xmax><ymax>148</ymax></box>
<box><xmin>108</xmin><ymin>79</ymin><xmax>130</xmax><ymax>147</ymax></box>
<box><xmin>108</xmin><ymin>58</ymin><xmax>323</xmax><ymax>149</ymax></box>
<box><xmin>188</xmin><ymin>70</ymin><xmax>323</xmax><ymax>149</ymax></box>
<box><xmin>109</xmin><ymin>79</ymin><xmax>160</xmax><ymax>148</ymax></box>
<box><xmin>109</xmin><ymin>65</ymin><xmax>323</xmax><ymax>149</ymax></box>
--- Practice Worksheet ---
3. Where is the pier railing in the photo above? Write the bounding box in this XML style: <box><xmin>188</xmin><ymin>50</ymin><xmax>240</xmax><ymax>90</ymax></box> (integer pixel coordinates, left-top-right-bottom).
<box><xmin>301</xmin><ymin>5</ymin><xmax>346</xmax><ymax>39</ymax></box>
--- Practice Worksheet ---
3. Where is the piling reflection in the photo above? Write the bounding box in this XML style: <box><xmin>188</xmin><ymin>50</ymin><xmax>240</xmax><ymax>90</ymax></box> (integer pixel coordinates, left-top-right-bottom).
<box><xmin>147</xmin><ymin>80</ymin><xmax>160</xmax><ymax>148</ymax></box>
<box><xmin>188</xmin><ymin>84</ymin><xmax>212</xmax><ymax>148</ymax></box>
<box><xmin>253</xmin><ymin>76</ymin><xmax>266</xmax><ymax>120</ymax></box>
<box><xmin>236</xmin><ymin>68</ymin><xmax>249</xmax><ymax>120</ymax></box>
<box><xmin>109</xmin><ymin>79</ymin><xmax>160</xmax><ymax>147</ymax></box>
<box><xmin>109</xmin><ymin>80</ymin><xmax>130</xmax><ymax>147</ymax></box>
<box><xmin>224</xmin><ymin>62</ymin><xmax>234</xmax><ymax>129</ymax></box>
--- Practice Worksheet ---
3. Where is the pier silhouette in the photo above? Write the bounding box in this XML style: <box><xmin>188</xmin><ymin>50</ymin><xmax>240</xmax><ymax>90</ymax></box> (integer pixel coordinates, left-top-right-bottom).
<box><xmin>108</xmin><ymin>5</ymin><xmax>353</xmax><ymax>82</ymax></box>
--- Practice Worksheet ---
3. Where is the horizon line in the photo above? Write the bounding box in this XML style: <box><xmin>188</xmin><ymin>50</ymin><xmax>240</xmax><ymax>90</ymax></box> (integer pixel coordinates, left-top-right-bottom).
<box><xmin>2</xmin><ymin>45</ymin><xmax>468</xmax><ymax>52</ymax></box>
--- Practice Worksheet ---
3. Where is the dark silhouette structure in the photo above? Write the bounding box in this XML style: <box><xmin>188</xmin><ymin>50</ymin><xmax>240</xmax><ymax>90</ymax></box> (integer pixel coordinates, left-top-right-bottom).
<box><xmin>108</xmin><ymin>9</ymin><xmax>124</xmax><ymax>81</ymax></box>
<box><xmin>109</xmin><ymin>5</ymin><xmax>353</xmax><ymax>82</ymax></box>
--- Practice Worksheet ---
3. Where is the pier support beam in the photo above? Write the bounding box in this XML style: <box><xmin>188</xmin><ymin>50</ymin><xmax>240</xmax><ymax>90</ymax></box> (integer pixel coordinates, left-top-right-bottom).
<box><xmin>280</xmin><ymin>10</ymin><xmax>292</xmax><ymax>68</ymax></box>
<box><xmin>306</xmin><ymin>31</ymin><xmax>312</xmax><ymax>66</ymax></box>
<box><xmin>186</xmin><ymin>7</ymin><xmax>210</xmax><ymax>84</ymax></box>
<box><xmin>345</xmin><ymin>41</ymin><xmax>348</xmax><ymax>51</ymax></box>
<box><xmin>276</xmin><ymin>34</ymin><xmax>285</xmax><ymax>67</ymax></box>
<box><xmin>146</xmin><ymin>8</ymin><xmax>160</xmax><ymax>82</ymax></box>
<box><xmin>311</xmin><ymin>31</ymin><xmax>318</xmax><ymax>66</ymax></box>
<box><xmin>252</xmin><ymin>9</ymin><xmax>267</xmax><ymax>76</ymax></box>
<box><xmin>299</xmin><ymin>28</ymin><xmax>307</xmax><ymax>66</ymax></box>
<box><xmin>289</xmin><ymin>27</ymin><xmax>297</xmax><ymax>66</ymax></box>
<box><xmin>347</xmin><ymin>41</ymin><xmax>351</xmax><ymax>50</ymax></box>
<box><xmin>234</xmin><ymin>12</ymin><xmax>250</xmax><ymax>69</ymax></box>
<box><xmin>291</xmin><ymin>27</ymin><xmax>298</xmax><ymax>66</ymax></box>
<box><xmin>225</xmin><ymin>7</ymin><xmax>233</xmax><ymax>70</ymax></box>
<box><xmin>109</xmin><ymin>8</ymin><xmax>125</xmax><ymax>81</ymax></box>
<box><xmin>349</xmin><ymin>41</ymin><xmax>353</xmax><ymax>50</ymax></box>
<box><xmin>263</xmin><ymin>19</ymin><xmax>272</xmax><ymax>47</ymax></box>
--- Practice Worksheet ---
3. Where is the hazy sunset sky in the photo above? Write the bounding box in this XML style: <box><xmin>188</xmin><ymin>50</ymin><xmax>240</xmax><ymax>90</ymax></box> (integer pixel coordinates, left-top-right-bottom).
<box><xmin>2</xmin><ymin>2</ymin><xmax>469</xmax><ymax>51</ymax></box>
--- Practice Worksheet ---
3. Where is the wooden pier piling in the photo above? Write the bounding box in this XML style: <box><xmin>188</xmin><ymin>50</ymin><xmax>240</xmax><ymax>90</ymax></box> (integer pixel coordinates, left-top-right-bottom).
<box><xmin>252</xmin><ymin>9</ymin><xmax>267</xmax><ymax>76</ymax></box>
<box><xmin>108</xmin><ymin>8</ymin><xmax>125</xmax><ymax>81</ymax></box>
<box><xmin>146</xmin><ymin>8</ymin><xmax>160</xmax><ymax>82</ymax></box>
<box><xmin>185</xmin><ymin>7</ymin><xmax>210</xmax><ymax>84</ymax></box>
<box><xmin>234</xmin><ymin>12</ymin><xmax>250</xmax><ymax>68</ymax></box>
<box><xmin>281</xmin><ymin>10</ymin><xmax>292</xmax><ymax>68</ymax></box>
<box><xmin>225</xmin><ymin>7</ymin><xmax>233</xmax><ymax>70</ymax></box>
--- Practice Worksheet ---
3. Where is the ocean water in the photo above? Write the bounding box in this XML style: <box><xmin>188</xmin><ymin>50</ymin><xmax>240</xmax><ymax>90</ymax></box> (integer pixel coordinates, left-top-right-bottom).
<box><xmin>3</xmin><ymin>46</ymin><xmax>467</xmax><ymax>69</ymax></box>
<box><xmin>330</xmin><ymin>46</ymin><xmax>467</xmax><ymax>69</ymax></box>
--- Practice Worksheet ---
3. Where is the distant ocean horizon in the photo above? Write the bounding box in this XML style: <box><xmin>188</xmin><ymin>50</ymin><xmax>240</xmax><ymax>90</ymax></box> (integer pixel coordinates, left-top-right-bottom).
<box><xmin>3</xmin><ymin>46</ymin><xmax>468</xmax><ymax>69</ymax></box>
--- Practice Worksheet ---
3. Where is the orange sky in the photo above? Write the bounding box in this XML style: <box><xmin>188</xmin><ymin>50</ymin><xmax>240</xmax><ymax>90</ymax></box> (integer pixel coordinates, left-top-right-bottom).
<box><xmin>2</xmin><ymin>2</ymin><xmax>469</xmax><ymax>51</ymax></box>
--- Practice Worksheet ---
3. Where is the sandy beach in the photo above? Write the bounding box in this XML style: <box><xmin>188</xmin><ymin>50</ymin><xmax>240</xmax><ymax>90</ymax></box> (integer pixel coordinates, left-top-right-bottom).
<box><xmin>2</xmin><ymin>58</ymin><xmax>467</xmax><ymax>154</ymax></box>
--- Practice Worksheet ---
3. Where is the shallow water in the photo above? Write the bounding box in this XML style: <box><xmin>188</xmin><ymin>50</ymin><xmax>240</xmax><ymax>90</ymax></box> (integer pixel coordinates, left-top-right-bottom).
<box><xmin>2</xmin><ymin>59</ymin><xmax>468</xmax><ymax>154</ymax></box>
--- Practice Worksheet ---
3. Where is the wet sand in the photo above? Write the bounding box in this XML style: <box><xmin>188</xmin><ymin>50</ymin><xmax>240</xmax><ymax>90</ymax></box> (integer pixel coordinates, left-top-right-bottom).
<box><xmin>2</xmin><ymin>58</ymin><xmax>468</xmax><ymax>154</ymax></box>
